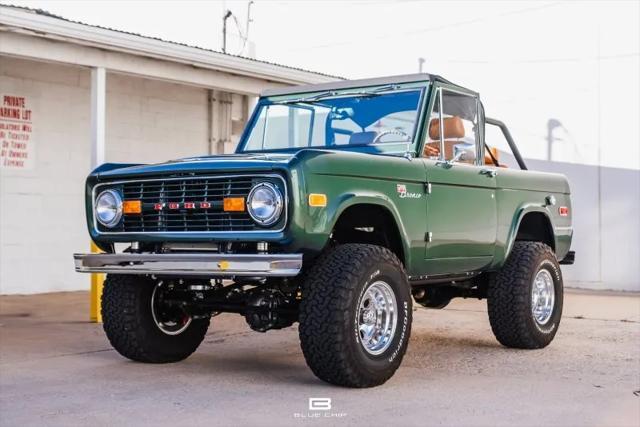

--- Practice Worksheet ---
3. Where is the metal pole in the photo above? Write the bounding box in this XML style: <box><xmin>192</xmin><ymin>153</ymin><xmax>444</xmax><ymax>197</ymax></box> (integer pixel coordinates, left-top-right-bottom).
<box><xmin>246</xmin><ymin>1</ymin><xmax>254</xmax><ymax>39</ymax></box>
<box><xmin>89</xmin><ymin>66</ymin><xmax>106</xmax><ymax>323</ymax></box>
<box><xmin>596</xmin><ymin>25</ymin><xmax>603</xmax><ymax>284</ymax></box>
<box><xmin>485</xmin><ymin>117</ymin><xmax>528</xmax><ymax>170</ymax></box>
<box><xmin>546</xmin><ymin>118</ymin><xmax>563</xmax><ymax>161</ymax></box>
<box><xmin>222</xmin><ymin>10</ymin><xmax>232</xmax><ymax>53</ymax></box>
<box><xmin>207</xmin><ymin>89</ymin><xmax>216</xmax><ymax>155</ymax></box>
<box><xmin>90</xmin><ymin>67</ymin><xmax>106</xmax><ymax>169</ymax></box>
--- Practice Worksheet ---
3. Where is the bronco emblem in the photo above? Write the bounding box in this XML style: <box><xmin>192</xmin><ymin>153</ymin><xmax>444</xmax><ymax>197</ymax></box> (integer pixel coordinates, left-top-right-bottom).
<box><xmin>396</xmin><ymin>184</ymin><xmax>422</xmax><ymax>199</ymax></box>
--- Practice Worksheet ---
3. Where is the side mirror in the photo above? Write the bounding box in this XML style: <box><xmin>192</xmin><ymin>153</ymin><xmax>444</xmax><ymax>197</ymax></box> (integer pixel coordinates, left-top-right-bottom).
<box><xmin>450</xmin><ymin>150</ymin><xmax>466</xmax><ymax>163</ymax></box>
<box><xmin>436</xmin><ymin>143</ymin><xmax>476</xmax><ymax>167</ymax></box>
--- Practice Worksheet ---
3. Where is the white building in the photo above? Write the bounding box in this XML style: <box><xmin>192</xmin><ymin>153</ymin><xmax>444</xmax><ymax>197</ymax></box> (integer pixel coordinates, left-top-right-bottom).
<box><xmin>2</xmin><ymin>6</ymin><xmax>636</xmax><ymax>295</ymax></box>
<box><xmin>0</xmin><ymin>5</ymin><xmax>338</xmax><ymax>294</ymax></box>
<box><xmin>498</xmin><ymin>154</ymin><xmax>640</xmax><ymax>292</ymax></box>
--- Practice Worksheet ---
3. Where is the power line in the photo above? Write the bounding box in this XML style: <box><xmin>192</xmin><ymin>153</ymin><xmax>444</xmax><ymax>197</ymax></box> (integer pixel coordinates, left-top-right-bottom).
<box><xmin>446</xmin><ymin>52</ymin><xmax>640</xmax><ymax>65</ymax></box>
<box><xmin>285</xmin><ymin>1</ymin><xmax>565</xmax><ymax>51</ymax></box>
<box><xmin>221</xmin><ymin>1</ymin><xmax>254</xmax><ymax>56</ymax></box>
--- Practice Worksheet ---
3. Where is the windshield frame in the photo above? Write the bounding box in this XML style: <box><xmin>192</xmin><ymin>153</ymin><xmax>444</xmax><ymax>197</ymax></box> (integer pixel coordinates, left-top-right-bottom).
<box><xmin>236</xmin><ymin>81</ymin><xmax>431</xmax><ymax>156</ymax></box>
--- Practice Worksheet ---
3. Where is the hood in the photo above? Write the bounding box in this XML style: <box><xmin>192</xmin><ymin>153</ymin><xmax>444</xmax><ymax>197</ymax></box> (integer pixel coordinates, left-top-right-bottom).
<box><xmin>92</xmin><ymin>148</ymin><xmax>424</xmax><ymax>182</ymax></box>
<box><xmin>93</xmin><ymin>152</ymin><xmax>296</xmax><ymax>179</ymax></box>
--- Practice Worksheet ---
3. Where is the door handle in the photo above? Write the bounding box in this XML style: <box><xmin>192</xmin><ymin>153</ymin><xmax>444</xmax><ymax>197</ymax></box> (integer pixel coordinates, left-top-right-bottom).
<box><xmin>480</xmin><ymin>168</ymin><xmax>497</xmax><ymax>178</ymax></box>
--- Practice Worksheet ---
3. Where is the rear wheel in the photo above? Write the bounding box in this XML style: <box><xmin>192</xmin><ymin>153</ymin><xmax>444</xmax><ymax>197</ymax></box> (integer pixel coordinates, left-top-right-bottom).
<box><xmin>487</xmin><ymin>242</ymin><xmax>563</xmax><ymax>349</ymax></box>
<box><xmin>299</xmin><ymin>244</ymin><xmax>412</xmax><ymax>388</ymax></box>
<box><xmin>102</xmin><ymin>275</ymin><xmax>210</xmax><ymax>363</ymax></box>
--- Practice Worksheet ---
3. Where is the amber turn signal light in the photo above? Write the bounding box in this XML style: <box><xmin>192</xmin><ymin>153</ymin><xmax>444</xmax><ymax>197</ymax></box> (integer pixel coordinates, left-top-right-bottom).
<box><xmin>308</xmin><ymin>193</ymin><xmax>327</xmax><ymax>207</ymax></box>
<box><xmin>123</xmin><ymin>200</ymin><xmax>142</xmax><ymax>214</ymax></box>
<box><xmin>223</xmin><ymin>197</ymin><xmax>245</xmax><ymax>212</ymax></box>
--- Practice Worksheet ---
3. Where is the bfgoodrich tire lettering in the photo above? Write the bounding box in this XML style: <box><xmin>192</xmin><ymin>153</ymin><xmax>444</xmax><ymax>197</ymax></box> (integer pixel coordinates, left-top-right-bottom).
<box><xmin>102</xmin><ymin>274</ymin><xmax>210</xmax><ymax>363</ymax></box>
<box><xmin>299</xmin><ymin>244</ymin><xmax>412</xmax><ymax>388</ymax></box>
<box><xmin>487</xmin><ymin>242</ymin><xmax>563</xmax><ymax>349</ymax></box>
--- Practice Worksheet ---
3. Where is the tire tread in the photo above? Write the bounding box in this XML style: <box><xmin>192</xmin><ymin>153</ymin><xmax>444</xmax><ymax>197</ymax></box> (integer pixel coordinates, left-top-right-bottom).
<box><xmin>487</xmin><ymin>241</ymin><xmax>561</xmax><ymax>349</ymax></box>
<box><xmin>298</xmin><ymin>244</ymin><xmax>410</xmax><ymax>388</ymax></box>
<box><xmin>102</xmin><ymin>275</ymin><xmax>209</xmax><ymax>363</ymax></box>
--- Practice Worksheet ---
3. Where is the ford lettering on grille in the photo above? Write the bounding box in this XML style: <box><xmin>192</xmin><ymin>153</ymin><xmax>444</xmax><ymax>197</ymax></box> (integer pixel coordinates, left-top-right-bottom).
<box><xmin>95</xmin><ymin>175</ymin><xmax>284</xmax><ymax>233</ymax></box>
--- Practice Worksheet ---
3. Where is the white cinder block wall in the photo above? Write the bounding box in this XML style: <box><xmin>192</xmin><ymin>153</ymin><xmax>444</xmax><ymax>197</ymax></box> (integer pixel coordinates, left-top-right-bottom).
<box><xmin>0</xmin><ymin>57</ymin><xmax>246</xmax><ymax>294</ymax></box>
<box><xmin>1</xmin><ymin>58</ymin><xmax>91</xmax><ymax>294</ymax></box>
<box><xmin>106</xmin><ymin>73</ymin><xmax>209</xmax><ymax>163</ymax></box>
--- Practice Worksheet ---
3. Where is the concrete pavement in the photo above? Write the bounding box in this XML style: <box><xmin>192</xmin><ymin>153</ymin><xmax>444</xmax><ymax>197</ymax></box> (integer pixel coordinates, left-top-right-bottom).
<box><xmin>0</xmin><ymin>289</ymin><xmax>638</xmax><ymax>426</ymax></box>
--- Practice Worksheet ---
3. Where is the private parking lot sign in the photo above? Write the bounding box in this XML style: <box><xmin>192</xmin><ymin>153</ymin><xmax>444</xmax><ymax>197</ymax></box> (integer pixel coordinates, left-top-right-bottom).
<box><xmin>0</xmin><ymin>94</ymin><xmax>34</xmax><ymax>170</ymax></box>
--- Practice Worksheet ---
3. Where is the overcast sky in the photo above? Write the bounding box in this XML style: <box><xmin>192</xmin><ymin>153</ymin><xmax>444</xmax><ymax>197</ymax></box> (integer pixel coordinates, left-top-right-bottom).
<box><xmin>5</xmin><ymin>0</ymin><xmax>640</xmax><ymax>169</ymax></box>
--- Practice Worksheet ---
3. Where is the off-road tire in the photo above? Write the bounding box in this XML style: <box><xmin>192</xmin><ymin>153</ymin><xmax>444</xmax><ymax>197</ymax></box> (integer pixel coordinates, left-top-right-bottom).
<box><xmin>299</xmin><ymin>244</ymin><xmax>412</xmax><ymax>388</ymax></box>
<box><xmin>487</xmin><ymin>242</ymin><xmax>563</xmax><ymax>349</ymax></box>
<box><xmin>102</xmin><ymin>274</ymin><xmax>210</xmax><ymax>363</ymax></box>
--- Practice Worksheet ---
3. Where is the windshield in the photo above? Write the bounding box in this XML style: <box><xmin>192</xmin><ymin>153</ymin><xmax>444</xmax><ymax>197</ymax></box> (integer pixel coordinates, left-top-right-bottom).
<box><xmin>240</xmin><ymin>89</ymin><xmax>423</xmax><ymax>153</ymax></box>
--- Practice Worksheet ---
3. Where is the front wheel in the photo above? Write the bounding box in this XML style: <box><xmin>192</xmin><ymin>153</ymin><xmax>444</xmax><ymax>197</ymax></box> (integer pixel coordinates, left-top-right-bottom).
<box><xmin>299</xmin><ymin>244</ymin><xmax>412</xmax><ymax>388</ymax></box>
<box><xmin>102</xmin><ymin>275</ymin><xmax>210</xmax><ymax>363</ymax></box>
<box><xmin>487</xmin><ymin>242</ymin><xmax>564</xmax><ymax>349</ymax></box>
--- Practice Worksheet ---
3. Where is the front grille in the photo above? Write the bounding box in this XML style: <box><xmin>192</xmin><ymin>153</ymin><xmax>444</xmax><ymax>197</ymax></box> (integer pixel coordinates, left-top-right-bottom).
<box><xmin>96</xmin><ymin>175</ymin><xmax>285</xmax><ymax>233</ymax></box>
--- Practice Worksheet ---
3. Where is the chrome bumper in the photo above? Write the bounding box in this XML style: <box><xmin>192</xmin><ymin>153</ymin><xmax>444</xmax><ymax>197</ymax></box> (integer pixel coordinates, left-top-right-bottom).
<box><xmin>73</xmin><ymin>253</ymin><xmax>303</xmax><ymax>277</ymax></box>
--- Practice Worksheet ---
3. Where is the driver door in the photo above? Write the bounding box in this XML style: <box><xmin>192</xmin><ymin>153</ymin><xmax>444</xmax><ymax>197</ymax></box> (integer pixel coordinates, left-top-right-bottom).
<box><xmin>422</xmin><ymin>86</ymin><xmax>497</xmax><ymax>275</ymax></box>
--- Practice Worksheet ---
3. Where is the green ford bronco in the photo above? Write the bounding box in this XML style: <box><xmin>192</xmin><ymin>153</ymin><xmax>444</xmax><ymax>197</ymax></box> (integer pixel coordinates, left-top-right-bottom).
<box><xmin>75</xmin><ymin>74</ymin><xmax>574</xmax><ymax>388</ymax></box>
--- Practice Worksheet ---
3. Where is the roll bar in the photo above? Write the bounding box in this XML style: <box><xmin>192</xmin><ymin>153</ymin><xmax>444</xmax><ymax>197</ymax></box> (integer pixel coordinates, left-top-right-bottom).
<box><xmin>485</xmin><ymin>117</ymin><xmax>528</xmax><ymax>170</ymax></box>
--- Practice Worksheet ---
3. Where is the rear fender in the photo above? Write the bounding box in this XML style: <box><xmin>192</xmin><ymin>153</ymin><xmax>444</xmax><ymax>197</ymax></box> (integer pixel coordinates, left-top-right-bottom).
<box><xmin>501</xmin><ymin>204</ymin><xmax>556</xmax><ymax>265</ymax></box>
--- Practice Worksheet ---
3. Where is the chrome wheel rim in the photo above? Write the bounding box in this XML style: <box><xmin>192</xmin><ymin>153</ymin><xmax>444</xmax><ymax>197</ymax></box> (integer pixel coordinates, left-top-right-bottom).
<box><xmin>531</xmin><ymin>269</ymin><xmax>555</xmax><ymax>325</ymax></box>
<box><xmin>357</xmin><ymin>280</ymin><xmax>398</xmax><ymax>355</ymax></box>
<box><xmin>151</xmin><ymin>283</ymin><xmax>192</xmax><ymax>335</ymax></box>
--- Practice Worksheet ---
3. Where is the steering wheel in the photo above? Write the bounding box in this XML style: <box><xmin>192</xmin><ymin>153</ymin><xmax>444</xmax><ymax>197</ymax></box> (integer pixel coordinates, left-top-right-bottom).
<box><xmin>373</xmin><ymin>129</ymin><xmax>410</xmax><ymax>143</ymax></box>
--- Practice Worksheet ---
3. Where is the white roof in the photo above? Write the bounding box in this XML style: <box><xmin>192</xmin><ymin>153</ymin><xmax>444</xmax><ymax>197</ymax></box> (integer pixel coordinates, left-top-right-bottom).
<box><xmin>0</xmin><ymin>4</ymin><xmax>341</xmax><ymax>86</ymax></box>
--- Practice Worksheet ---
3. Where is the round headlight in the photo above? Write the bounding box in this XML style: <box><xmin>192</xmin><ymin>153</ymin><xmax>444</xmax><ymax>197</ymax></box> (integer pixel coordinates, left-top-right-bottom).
<box><xmin>95</xmin><ymin>189</ymin><xmax>123</xmax><ymax>228</ymax></box>
<box><xmin>247</xmin><ymin>182</ymin><xmax>283</xmax><ymax>226</ymax></box>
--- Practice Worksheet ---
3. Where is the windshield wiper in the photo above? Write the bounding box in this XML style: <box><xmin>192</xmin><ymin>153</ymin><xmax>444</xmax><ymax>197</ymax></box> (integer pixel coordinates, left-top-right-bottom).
<box><xmin>275</xmin><ymin>84</ymin><xmax>400</xmax><ymax>105</ymax></box>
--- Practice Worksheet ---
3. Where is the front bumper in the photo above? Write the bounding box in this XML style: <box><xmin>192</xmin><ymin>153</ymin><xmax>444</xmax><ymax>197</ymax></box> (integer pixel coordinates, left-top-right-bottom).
<box><xmin>73</xmin><ymin>253</ymin><xmax>303</xmax><ymax>277</ymax></box>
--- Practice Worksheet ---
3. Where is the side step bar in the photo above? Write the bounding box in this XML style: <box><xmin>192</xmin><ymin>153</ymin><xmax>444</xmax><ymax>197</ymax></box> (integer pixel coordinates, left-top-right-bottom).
<box><xmin>73</xmin><ymin>253</ymin><xmax>303</xmax><ymax>277</ymax></box>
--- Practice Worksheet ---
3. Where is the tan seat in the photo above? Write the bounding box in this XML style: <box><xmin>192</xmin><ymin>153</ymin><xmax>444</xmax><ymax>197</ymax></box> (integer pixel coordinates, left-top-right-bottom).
<box><xmin>428</xmin><ymin>116</ymin><xmax>465</xmax><ymax>140</ymax></box>
<box><xmin>424</xmin><ymin>117</ymin><xmax>470</xmax><ymax>162</ymax></box>
<box><xmin>485</xmin><ymin>146</ymin><xmax>499</xmax><ymax>166</ymax></box>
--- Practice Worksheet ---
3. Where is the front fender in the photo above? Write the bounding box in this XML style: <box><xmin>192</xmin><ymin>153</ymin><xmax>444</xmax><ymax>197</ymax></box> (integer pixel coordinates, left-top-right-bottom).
<box><xmin>304</xmin><ymin>187</ymin><xmax>415</xmax><ymax>272</ymax></box>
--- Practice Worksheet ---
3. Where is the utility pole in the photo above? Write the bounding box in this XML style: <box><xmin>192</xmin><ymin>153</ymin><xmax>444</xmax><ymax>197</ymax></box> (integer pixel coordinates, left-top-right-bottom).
<box><xmin>546</xmin><ymin>118</ymin><xmax>563</xmax><ymax>161</ymax></box>
<box><xmin>246</xmin><ymin>1</ymin><xmax>254</xmax><ymax>40</ymax></box>
<box><xmin>222</xmin><ymin>10</ymin><xmax>232</xmax><ymax>53</ymax></box>
<box><xmin>596</xmin><ymin>25</ymin><xmax>603</xmax><ymax>285</ymax></box>
<box><xmin>418</xmin><ymin>57</ymin><xmax>425</xmax><ymax>73</ymax></box>
<box><xmin>222</xmin><ymin>2</ymin><xmax>254</xmax><ymax>56</ymax></box>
